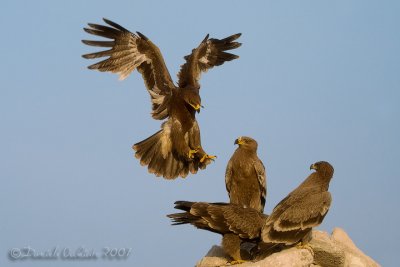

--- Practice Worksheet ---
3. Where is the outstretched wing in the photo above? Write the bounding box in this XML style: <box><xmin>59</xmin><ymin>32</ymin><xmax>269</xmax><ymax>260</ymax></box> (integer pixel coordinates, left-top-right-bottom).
<box><xmin>177</xmin><ymin>33</ymin><xmax>241</xmax><ymax>89</ymax></box>
<box><xmin>82</xmin><ymin>18</ymin><xmax>174</xmax><ymax>120</ymax></box>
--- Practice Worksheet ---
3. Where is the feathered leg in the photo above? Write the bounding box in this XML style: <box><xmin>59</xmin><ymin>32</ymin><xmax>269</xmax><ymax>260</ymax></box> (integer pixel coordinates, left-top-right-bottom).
<box><xmin>222</xmin><ymin>233</ymin><xmax>246</xmax><ymax>264</ymax></box>
<box><xmin>188</xmin><ymin>120</ymin><xmax>216</xmax><ymax>169</ymax></box>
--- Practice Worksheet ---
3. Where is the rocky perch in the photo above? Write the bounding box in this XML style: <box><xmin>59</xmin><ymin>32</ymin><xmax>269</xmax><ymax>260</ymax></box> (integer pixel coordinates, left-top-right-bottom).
<box><xmin>196</xmin><ymin>228</ymin><xmax>380</xmax><ymax>267</ymax></box>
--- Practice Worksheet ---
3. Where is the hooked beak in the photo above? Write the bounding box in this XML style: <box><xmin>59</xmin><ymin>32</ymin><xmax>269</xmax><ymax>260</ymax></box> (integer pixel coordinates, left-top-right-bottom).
<box><xmin>310</xmin><ymin>163</ymin><xmax>317</xmax><ymax>170</ymax></box>
<box><xmin>189</xmin><ymin>103</ymin><xmax>202</xmax><ymax>111</ymax></box>
<box><xmin>234</xmin><ymin>137</ymin><xmax>244</xmax><ymax>145</ymax></box>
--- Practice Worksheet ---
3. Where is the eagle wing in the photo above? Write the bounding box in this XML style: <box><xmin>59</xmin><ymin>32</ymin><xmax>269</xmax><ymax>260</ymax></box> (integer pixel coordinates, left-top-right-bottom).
<box><xmin>177</xmin><ymin>33</ymin><xmax>241</xmax><ymax>89</ymax></box>
<box><xmin>82</xmin><ymin>18</ymin><xmax>174</xmax><ymax>120</ymax></box>
<box><xmin>225</xmin><ymin>159</ymin><xmax>234</xmax><ymax>198</ymax></box>
<box><xmin>273</xmin><ymin>191</ymin><xmax>332</xmax><ymax>232</ymax></box>
<box><xmin>254</xmin><ymin>159</ymin><xmax>267</xmax><ymax>211</ymax></box>
<box><xmin>261</xmin><ymin>191</ymin><xmax>331</xmax><ymax>244</ymax></box>
<box><xmin>222</xmin><ymin>204</ymin><xmax>268</xmax><ymax>239</ymax></box>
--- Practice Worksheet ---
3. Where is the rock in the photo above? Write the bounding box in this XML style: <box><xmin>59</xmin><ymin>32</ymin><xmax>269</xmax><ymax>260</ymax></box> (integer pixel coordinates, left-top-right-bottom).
<box><xmin>332</xmin><ymin>228</ymin><xmax>380</xmax><ymax>267</ymax></box>
<box><xmin>241</xmin><ymin>247</ymin><xmax>314</xmax><ymax>267</ymax></box>
<box><xmin>309</xmin><ymin>230</ymin><xmax>346</xmax><ymax>267</ymax></box>
<box><xmin>195</xmin><ymin>246</ymin><xmax>229</xmax><ymax>267</ymax></box>
<box><xmin>196</xmin><ymin>247</ymin><xmax>313</xmax><ymax>267</ymax></box>
<box><xmin>196</xmin><ymin>228</ymin><xmax>380</xmax><ymax>267</ymax></box>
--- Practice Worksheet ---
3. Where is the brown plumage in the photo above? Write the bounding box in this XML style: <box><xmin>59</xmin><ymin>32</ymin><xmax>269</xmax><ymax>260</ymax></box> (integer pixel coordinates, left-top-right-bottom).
<box><xmin>225</xmin><ymin>136</ymin><xmax>266</xmax><ymax>213</ymax></box>
<box><xmin>82</xmin><ymin>18</ymin><xmax>241</xmax><ymax>179</ymax></box>
<box><xmin>261</xmin><ymin>161</ymin><xmax>334</xmax><ymax>245</ymax></box>
<box><xmin>224</xmin><ymin>136</ymin><xmax>266</xmax><ymax>262</ymax></box>
<box><xmin>168</xmin><ymin>201</ymin><xmax>268</xmax><ymax>262</ymax></box>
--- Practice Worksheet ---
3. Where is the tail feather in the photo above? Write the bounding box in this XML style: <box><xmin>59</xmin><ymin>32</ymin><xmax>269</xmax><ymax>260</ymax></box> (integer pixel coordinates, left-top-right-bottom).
<box><xmin>148</xmin><ymin>151</ymin><xmax>162</xmax><ymax>175</ymax></box>
<box><xmin>132</xmin><ymin>123</ymin><xmax>212</xmax><ymax>179</ymax></box>
<box><xmin>168</xmin><ymin>201</ymin><xmax>208</xmax><ymax>226</ymax></box>
<box><xmin>133</xmin><ymin>130</ymin><xmax>161</xmax><ymax>164</ymax></box>
<box><xmin>133</xmin><ymin>129</ymin><xmax>193</xmax><ymax>179</ymax></box>
<box><xmin>174</xmin><ymin>201</ymin><xmax>195</xmax><ymax>211</ymax></box>
<box><xmin>168</xmin><ymin>212</ymin><xmax>200</xmax><ymax>225</ymax></box>
<box><xmin>167</xmin><ymin>201</ymin><xmax>229</xmax><ymax>235</ymax></box>
<box><xmin>138</xmin><ymin>138</ymin><xmax>158</xmax><ymax>166</ymax></box>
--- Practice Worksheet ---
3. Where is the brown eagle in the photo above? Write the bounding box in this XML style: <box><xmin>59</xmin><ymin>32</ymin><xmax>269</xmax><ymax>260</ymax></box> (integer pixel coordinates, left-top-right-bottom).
<box><xmin>168</xmin><ymin>201</ymin><xmax>268</xmax><ymax>264</ymax></box>
<box><xmin>224</xmin><ymin>136</ymin><xmax>266</xmax><ymax>261</ymax></box>
<box><xmin>167</xmin><ymin>162</ymin><xmax>334</xmax><ymax>263</ymax></box>
<box><xmin>82</xmin><ymin>18</ymin><xmax>241</xmax><ymax>179</ymax></box>
<box><xmin>225</xmin><ymin>136</ymin><xmax>266</xmax><ymax>213</ymax></box>
<box><xmin>261</xmin><ymin>161</ymin><xmax>334</xmax><ymax>245</ymax></box>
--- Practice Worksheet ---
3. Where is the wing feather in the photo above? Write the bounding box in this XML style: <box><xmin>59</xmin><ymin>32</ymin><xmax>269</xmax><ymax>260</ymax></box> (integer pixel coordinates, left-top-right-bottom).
<box><xmin>178</xmin><ymin>33</ymin><xmax>241</xmax><ymax>88</ymax></box>
<box><xmin>82</xmin><ymin>18</ymin><xmax>174</xmax><ymax>120</ymax></box>
<box><xmin>254</xmin><ymin>159</ymin><xmax>267</xmax><ymax>211</ymax></box>
<box><xmin>274</xmin><ymin>192</ymin><xmax>332</xmax><ymax>231</ymax></box>
<box><xmin>225</xmin><ymin>159</ymin><xmax>233</xmax><ymax>198</ymax></box>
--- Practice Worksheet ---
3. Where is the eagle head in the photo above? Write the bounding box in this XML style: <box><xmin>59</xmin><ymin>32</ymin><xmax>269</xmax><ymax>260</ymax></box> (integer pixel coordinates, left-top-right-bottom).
<box><xmin>310</xmin><ymin>161</ymin><xmax>334</xmax><ymax>179</ymax></box>
<box><xmin>234</xmin><ymin>136</ymin><xmax>258</xmax><ymax>151</ymax></box>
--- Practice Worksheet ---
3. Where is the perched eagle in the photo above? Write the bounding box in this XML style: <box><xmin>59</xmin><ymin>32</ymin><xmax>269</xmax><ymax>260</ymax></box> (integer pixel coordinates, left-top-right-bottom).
<box><xmin>168</xmin><ymin>162</ymin><xmax>334</xmax><ymax>262</ymax></box>
<box><xmin>82</xmin><ymin>18</ymin><xmax>241</xmax><ymax>179</ymax></box>
<box><xmin>168</xmin><ymin>201</ymin><xmax>268</xmax><ymax>264</ymax></box>
<box><xmin>225</xmin><ymin>136</ymin><xmax>266</xmax><ymax>213</ymax></box>
<box><xmin>261</xmin><ymin>161</ymin><xmax>334</xmax><ymax>245</ymax></box>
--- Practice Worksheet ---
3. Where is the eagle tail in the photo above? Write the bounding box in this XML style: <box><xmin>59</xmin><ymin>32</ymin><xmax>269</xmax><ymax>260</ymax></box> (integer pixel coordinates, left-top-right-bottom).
<box><xmin>132</xmin><ymin>130</ymin><xmax>190</xmax><ymax>179</ymax></box>
<box><xmin>167</xmin><ymin>201</ymin><xmax>206</xmax><ymax>226</ymax></box>
<box><xmin>173</xmin><ymin>200</ymin><xmax>195</xmax><ymax>211</ymax></box>
<box><xmin>167</xmin><ymin>201</ymin><xmax>231</xmax><ymax>236</ymax></box>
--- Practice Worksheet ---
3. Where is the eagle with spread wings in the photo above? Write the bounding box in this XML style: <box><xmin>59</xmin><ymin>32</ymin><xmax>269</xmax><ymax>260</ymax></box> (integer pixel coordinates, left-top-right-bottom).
<box><xmin>82</xmin><ymin>18</ymin><xmax>241</xmax><ymax>179</ymax></box>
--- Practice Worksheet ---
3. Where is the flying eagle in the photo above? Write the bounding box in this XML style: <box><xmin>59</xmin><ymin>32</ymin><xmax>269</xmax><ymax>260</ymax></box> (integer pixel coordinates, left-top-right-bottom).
<box><xmin>168</xmin><ymin>201</ymin><xmax>268</xmax><ymax>264</ymax></box>
<box><xmin>225</xmin><ymin>136</ymin><xmax>266</xmax><ymax>213</ymax></box>
<box><xmin>261</xmin><ymin>161</ymin><xmax>334</xmax><ymax>245</ymax></box>
<box><xmin>82</xmin><ymin>18</ymin><xmax>241</xmax><ymax>179</ymax></box>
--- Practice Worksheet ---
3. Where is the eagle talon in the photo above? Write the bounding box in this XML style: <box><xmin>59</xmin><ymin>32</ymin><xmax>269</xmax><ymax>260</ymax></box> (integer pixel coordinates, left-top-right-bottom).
<box><xmin>295</xmin><ymin>242</ymin><xmax>314</xmax><ymax>256</ymax></box>
<box><xmin>229</xmin><ymin>259</ymin><xmax>247</xmax><ymax>265</ymax></box>
<box><xmin>188</xmin><ymin>149</ymin><xmax>198</xmax><ymax>159</ymax></box>
<box><xmin>200</xmin><ymin>154</ymin><xmax>217</xmax><ymax>163</ymax></box>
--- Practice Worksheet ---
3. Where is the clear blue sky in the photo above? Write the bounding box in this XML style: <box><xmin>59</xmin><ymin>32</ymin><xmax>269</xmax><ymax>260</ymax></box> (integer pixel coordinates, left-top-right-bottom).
<box><xmin>1</xmin><ymin>1</ymin><xmax>399</xmax><ymax>266</ymax></box>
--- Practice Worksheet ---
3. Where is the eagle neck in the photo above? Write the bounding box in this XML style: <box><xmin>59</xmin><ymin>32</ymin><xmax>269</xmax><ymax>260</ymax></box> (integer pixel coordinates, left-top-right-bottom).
<box><xmin>300</xmin><ymin>173</ymin><xmax>332</xmax><ymax>192</ymax></box>
<box><xmin>237</xmin><ymin>146</ymin><xmax>257</xmax><ymax>156</ymax></box>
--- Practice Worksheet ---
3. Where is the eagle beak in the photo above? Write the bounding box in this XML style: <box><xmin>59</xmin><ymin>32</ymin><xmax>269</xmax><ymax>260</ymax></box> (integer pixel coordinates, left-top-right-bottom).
<box><xmin>310</xmin><ymin>163</ymin><xmax>317</xmax><ymax>170</ymax></box>
<box><xmin>234</xmin><ymin>137</ymin><xmax>243</xmax><ymax>145</ymax></box>
<box><xmin>190</xmin><ymin>103</ymin><xmax>201</xmax><ymax>111</ymax></box>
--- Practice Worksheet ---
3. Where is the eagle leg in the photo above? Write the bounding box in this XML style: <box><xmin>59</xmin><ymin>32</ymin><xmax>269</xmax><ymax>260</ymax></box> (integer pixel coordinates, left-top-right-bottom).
<box><xmin>222</xmin><ymin>234</ymin><xmax>243</xmax><ymax>264</ymax></box>
<box><xmin>295</xmin><ymin>243</ymin><xmax>314</xmax><ymax>257</ymax></box>
<box><xmin>295</xmin><ymin>237</ymin><xmax>314</xmax><ymax>257</ymax></box>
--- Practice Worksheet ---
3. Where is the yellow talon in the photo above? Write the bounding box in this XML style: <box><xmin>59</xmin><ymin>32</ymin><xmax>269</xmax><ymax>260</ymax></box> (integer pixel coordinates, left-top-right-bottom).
<box><xmin>188</xmin><ymin>149</ymin><xmax>198</xmax><ymax>159</ymax></box>
<box><xmin>295</xmin><ymin>242</ymin><xmax>314</xmax><ymax>256</ymax></box>
<box><xmin>200</xmin><ymin>154</ymin><xmax>217</xmax><ymax>163</ymax></box>
<box><xmin>229</xmin><ymin>259</ymin><xmax>247</xmax><ymax>265</ymax></box>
